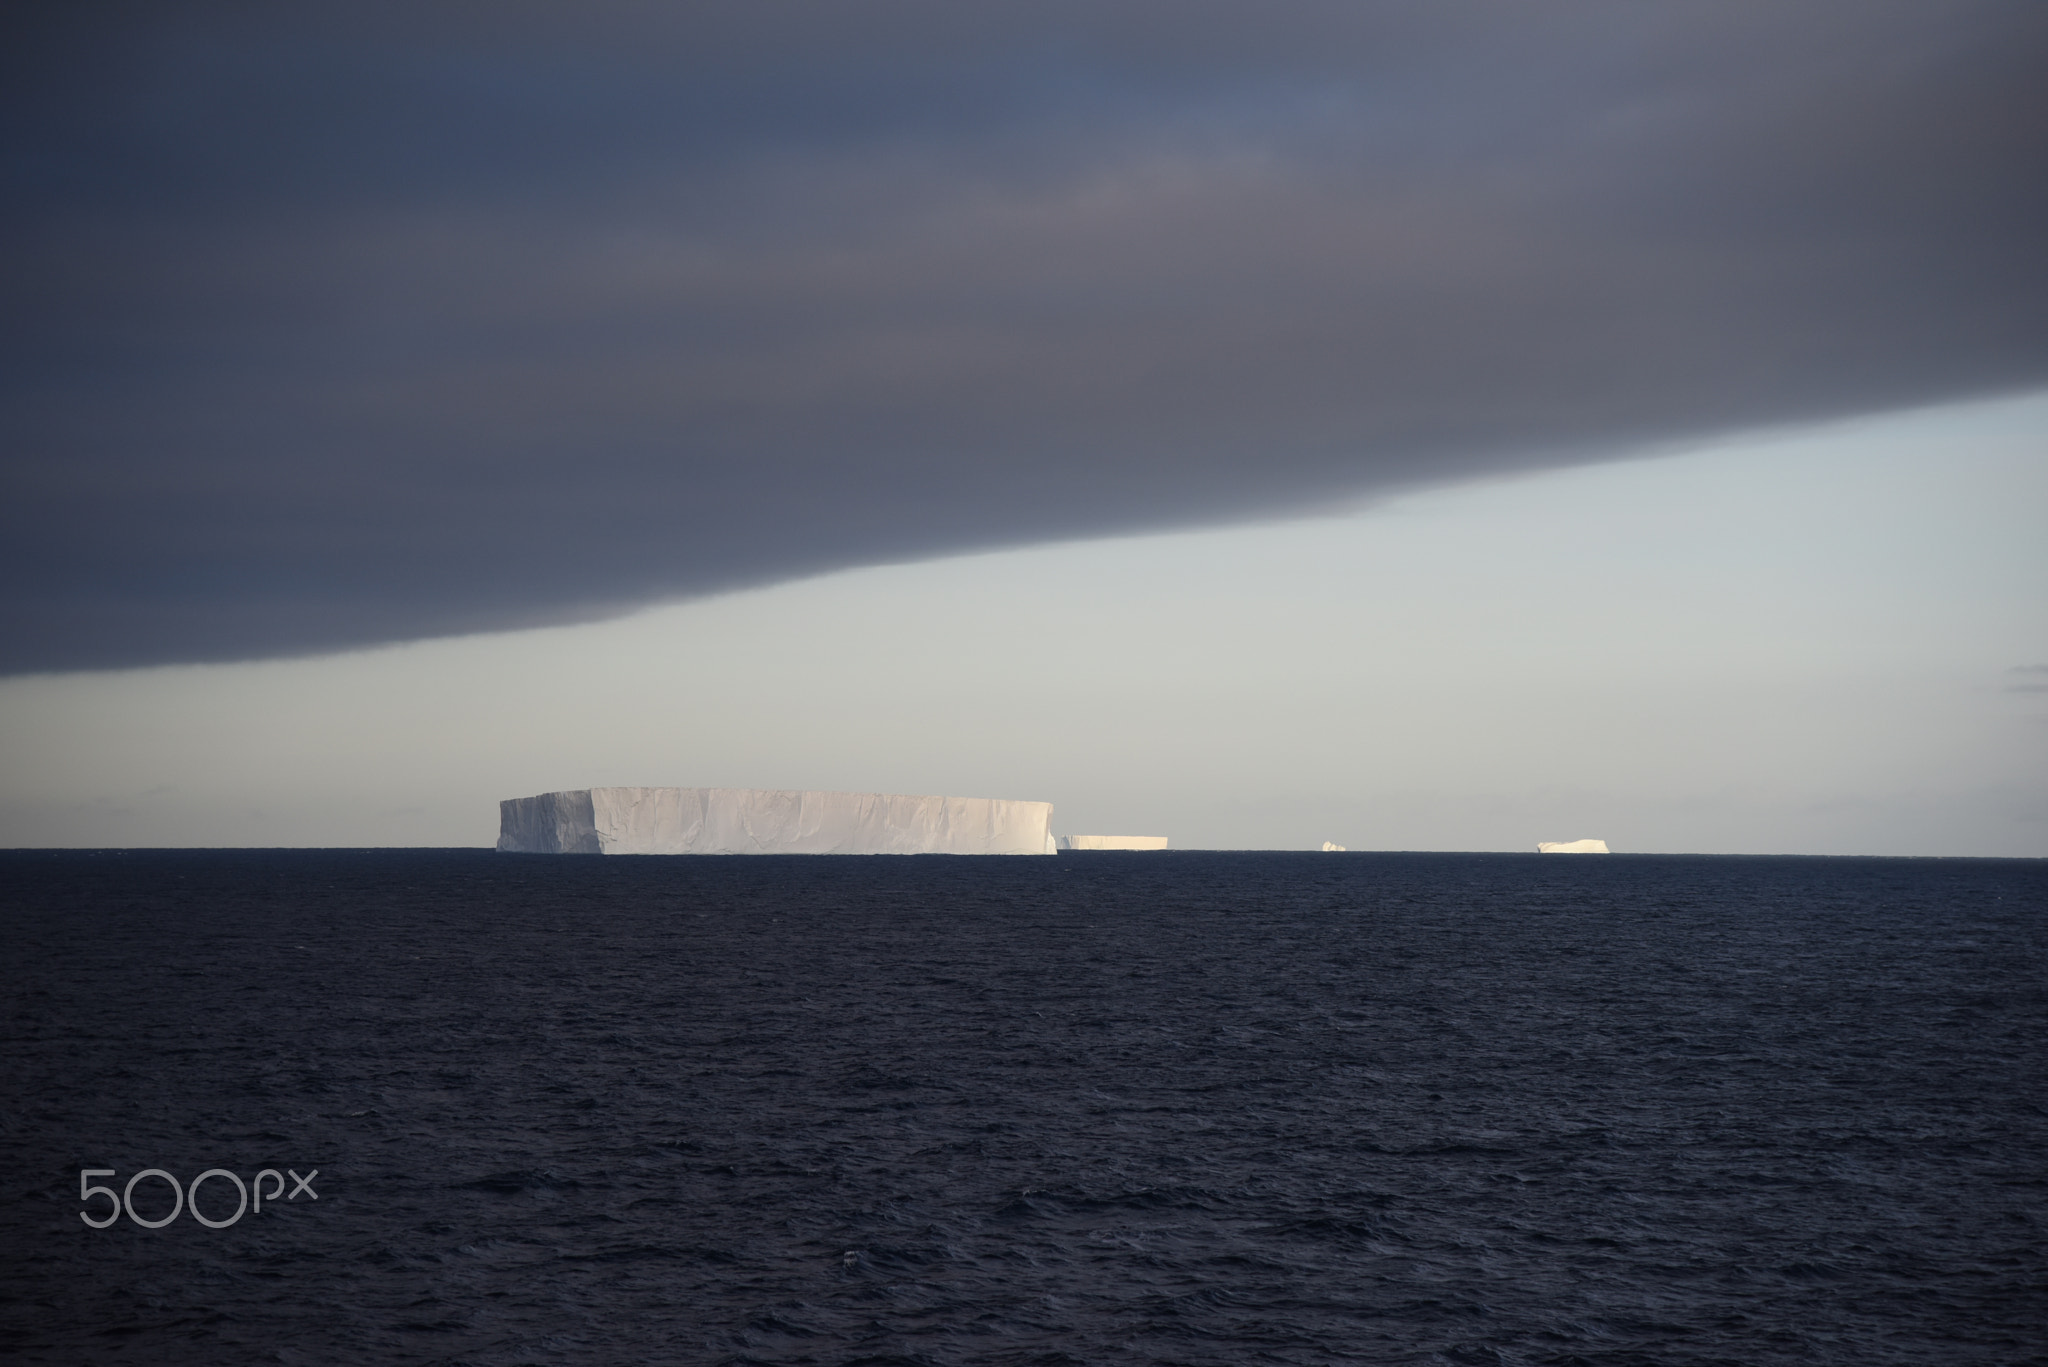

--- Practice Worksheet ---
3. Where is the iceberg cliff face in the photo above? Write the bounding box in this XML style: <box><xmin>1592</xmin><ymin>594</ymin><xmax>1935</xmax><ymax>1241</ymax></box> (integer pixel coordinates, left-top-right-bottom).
<box><xmin>1537</xmin><ymin>839</ymin><xmax>1611</xmax><ymax>854</ymax></box>
<box><xmin>1055</xmin><ymin>835</ymin><xmax>1168</xmax><ymax>851</ymax></box>
<box><xmin>497</xmin><ymin>789</ymin><xmax>603</xmax><ymax>854</ymax></box>
<box><xmin>499</xmin><ymin>787</ymin><xmax>1055</xmax><ymax>855</ymax></box>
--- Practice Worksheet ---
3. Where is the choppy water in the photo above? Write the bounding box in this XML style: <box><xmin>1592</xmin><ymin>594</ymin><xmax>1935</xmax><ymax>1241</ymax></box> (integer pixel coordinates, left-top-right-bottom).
<box><xmin>2</xmin><ymin>849</ymin><xmax>2044</xmax><ymax>1365</ymax></box>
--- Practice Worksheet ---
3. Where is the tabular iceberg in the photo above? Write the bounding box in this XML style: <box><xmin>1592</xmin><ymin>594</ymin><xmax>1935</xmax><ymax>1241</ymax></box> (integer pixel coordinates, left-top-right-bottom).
<box><xmin>1054</xmin><ymin>835</ymin><xmax>1168</xmax><ymax>851</ymax></box>
<box><xmin>1537</xmin><ymin>839</ymin><xmax>1611</xmax><ymax>854</ymax></box>
<box><xmin>499</xmin><ymin>787</ymin><xmax>1055</xmax><ymax>855</ymax></box>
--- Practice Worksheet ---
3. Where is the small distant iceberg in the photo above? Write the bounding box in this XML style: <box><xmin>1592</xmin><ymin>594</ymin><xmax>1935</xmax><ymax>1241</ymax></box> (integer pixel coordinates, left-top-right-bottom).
<box><xmin>1321</xmin><ymin>841</ymin><xmax>1346</xmax><ymax>852</ymax></box>
<box><xmin>1537</xmin><ymin>839</ymin><xmax>1610</xmax><ymax>854</ymax></box>
<box><xmin>1055</xmin><ymin>835</ymin><xmax>1168</xmax><ymax>851</ymax></box>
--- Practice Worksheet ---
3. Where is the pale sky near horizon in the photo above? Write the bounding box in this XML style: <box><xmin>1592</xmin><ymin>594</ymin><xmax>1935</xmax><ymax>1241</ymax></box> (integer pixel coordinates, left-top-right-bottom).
<box><xmin>3</xmin><ymin>389</ymin><xmax>2042</xmax><ymax>856</ymax></box>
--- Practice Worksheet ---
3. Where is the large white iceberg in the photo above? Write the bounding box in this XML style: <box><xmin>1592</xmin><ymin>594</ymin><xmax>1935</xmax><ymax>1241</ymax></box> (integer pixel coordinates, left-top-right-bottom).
<box><xmin>1537</xmin><ymin>839</ymin><xmax>1611</xmax><ymax>854</ymax></box>
<box><xmin>1055</xmin><ymin>835</ymin><xmax>1168</xmax><ymax>851</ymax></box>
<box><xmin>499</xmin><ymin>787</ymin><xmax>1055</xmax><ymax>855</ymax></box>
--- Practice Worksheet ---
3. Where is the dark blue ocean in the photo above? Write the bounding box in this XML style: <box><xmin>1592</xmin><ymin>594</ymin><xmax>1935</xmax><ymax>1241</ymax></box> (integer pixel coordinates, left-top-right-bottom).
<box><xmin>2</xmin><ymin>850</ymin><xmax>2044</xmax><ymax>1365</ymax></box>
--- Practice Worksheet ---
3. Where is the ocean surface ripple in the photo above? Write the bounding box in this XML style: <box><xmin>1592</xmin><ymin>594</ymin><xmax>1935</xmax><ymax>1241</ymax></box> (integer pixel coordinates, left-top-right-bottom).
<box><xmin>2</xmin><ymin>850</ymin><xmax>2043</xmax><ymax>1365</ymax></box>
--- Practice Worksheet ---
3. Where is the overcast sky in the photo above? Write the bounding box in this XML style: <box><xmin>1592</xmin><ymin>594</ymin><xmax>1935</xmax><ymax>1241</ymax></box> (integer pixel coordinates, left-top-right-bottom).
<box><xmin>3</xmin><ymin>389</ymin><xmax>2041</xmax><ymax>854</ymax></box>
<box><xmin>5</xmin><ymin>2</ymin><xmax>2045</xmax><ymax>673</ymax></box>
<box><xmin>3</xmin><ymin>5</ymin><xmax>2044</xmax><ymax>852</ymax></box>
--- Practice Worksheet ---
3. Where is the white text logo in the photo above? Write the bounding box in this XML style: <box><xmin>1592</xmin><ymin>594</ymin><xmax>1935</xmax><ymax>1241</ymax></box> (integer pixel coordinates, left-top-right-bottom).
<box><xmin>79</xmin><ymin>1167</ymin><xmax>319</xmax><ymax>1228</ymax></box>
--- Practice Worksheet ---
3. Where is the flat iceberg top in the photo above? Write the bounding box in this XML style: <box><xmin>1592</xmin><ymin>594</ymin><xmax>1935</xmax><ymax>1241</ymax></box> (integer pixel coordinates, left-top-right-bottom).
<box><xmin>1537</xmin><ymin>839</ymin><xmax>1611</xmax><ymax>854</ymax></box>
<box><xmin>1056</xmin><ymin>834</ymin><xmax>1168</xmax><ymax>851</ymax></box>
<box><xmin>499</xmin><ymin>786</ymin><xmax>1055</xmax><ymax>856</ymax></box>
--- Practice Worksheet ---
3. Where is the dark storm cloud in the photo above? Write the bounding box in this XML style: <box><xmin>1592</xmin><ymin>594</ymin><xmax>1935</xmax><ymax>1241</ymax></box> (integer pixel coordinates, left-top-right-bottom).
<box><xmin>4</xmin><ymin>2</ymin><xmax>2046</xmax><ymax>673</ymax></box>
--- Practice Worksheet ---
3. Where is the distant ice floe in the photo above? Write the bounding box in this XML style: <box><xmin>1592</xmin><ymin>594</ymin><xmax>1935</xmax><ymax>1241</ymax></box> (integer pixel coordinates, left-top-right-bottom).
<box><xmin>1321</xmin><ymin>841</ymin><xmax>1346</xmax><ymax>852</ymax></box>
<box><xmin>1537</xmin><ymin>839</ymin><xmax>1610</xmax><ymax>854</ymax></box>
<box><xmin>1054</xmin><ymin>835</ymin><xmax>1168</xmax><ymax>851</ymax></box>
<box><xmin>499</xmin><ymin>787</ymin><xmax>1054</xmax><ymax>855</ymax></box>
